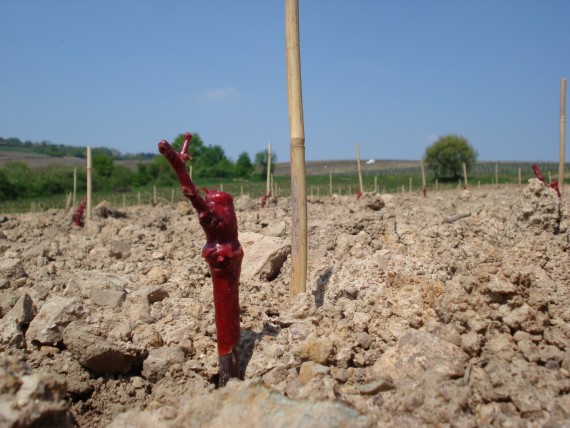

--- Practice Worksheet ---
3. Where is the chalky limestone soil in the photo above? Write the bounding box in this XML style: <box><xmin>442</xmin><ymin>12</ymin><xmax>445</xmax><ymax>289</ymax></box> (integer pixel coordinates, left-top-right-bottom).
<box><xmin>0</xmin><ymin>179</ymin><xmax>569</xmax><ymax>427</ymax></box>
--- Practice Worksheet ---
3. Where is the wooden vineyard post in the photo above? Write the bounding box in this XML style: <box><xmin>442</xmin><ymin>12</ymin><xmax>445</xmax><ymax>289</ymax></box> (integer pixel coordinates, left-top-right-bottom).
<box><xmin>409</xmin><ymin>177</ymin><xmax>412</xmax><ymax>193</ymax></box>
<box><xmin>285</xmin><ymin>0</ymin><xmax>307</xmax><ymax>300</ymax></box>
<box><xmin>356</xmin><ymin>144</ymin><xmax>364</xmax><ymax>193</ymax></box>
<box><xmin>138</xmin><ymin>192</ymin><xmax>141</xmax><ymax>205</ymax></box>
<box><xmin>420</xmin><ymin>161</ymin><xmax>426</xmax><ymax>196</ymax></box>
<box><xmin>73</xmin><ymin>168</ymin><xmax>77</xmax><ymax>209</ymax></box>
<box><xmin>86</xmin><ymin>147</ymin><xmax>92</xmax><ymax>222</ymax></box>
<box><xmin>463</xmin><ymin>162</ymin><xmax>468</xmax><ymax>189</ymax></box>
<box><xmin>518</xmin><ymin>168</ymin><xmax>522</xmax><ymax>185</ymax></box>
<box><xmin>266</xmin><ymin>142</ymin><xmax>272</xmax><ymax>196</ymax></box>
<box><xmin>560</xmin><ymin>77</ymin><xmax>566</xmax><ymax>197</ymax></box>
<box><xmin>329</xmin><ymin>173</ymin><xmax>332</xmax><ymax>196</ymax></box>
<box><xmin>374</xmin><ymin>176</ymin><xmax>378</xmax><ymax>193</ymax></box>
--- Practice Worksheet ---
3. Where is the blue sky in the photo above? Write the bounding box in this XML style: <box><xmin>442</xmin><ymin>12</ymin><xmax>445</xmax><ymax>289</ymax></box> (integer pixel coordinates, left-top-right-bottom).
<box><xmin>1</xmin><ymin>1</ymin><xmax>569</xmax><ymax>162</ymax></box>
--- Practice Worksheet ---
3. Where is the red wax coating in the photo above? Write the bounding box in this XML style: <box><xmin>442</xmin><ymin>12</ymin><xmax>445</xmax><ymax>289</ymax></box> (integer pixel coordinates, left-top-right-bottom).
<box><xmin>532</xmin><ymin>164</ymin><xmax>561</xmax><ymax>198</ymax></box>
<box><xmin>260</xmin><ymin>192</ymin><xmax>271</xmax><ymax>208</ymax></box>
<box><xmin>422</xmin><ymin>186</ymin><xmax>427</xmax><ymax>197</ymax></box>
<box><xmin>158</xmin><ymin>134</ymin><xmax>243</xmax><ymax>357</ymax></box>
<box><xmin>73</xmin><ymin>196</ymin><xmax>87</xmax><ymax>227</ymax></box>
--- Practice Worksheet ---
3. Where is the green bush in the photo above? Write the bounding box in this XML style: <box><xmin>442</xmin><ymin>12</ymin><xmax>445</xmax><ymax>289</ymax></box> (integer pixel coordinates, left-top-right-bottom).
<box><xmin>424</xmin><ymin>135</ymin><xmax>477</xmax><ymax>179</ymax></box>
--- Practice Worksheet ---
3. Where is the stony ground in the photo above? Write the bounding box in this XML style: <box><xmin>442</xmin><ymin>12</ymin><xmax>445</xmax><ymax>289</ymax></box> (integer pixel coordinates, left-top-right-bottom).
<box><xmin>0</xmin><ymin>179</ymin><xmax>569</xmax><ymax>427</ymax></box>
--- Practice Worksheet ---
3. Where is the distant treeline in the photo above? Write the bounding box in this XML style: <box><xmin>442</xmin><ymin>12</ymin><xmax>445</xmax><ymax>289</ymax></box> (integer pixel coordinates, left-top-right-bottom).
<box><xmin>0</xmin><ymin>136</ymin><xmax>155</xmax><ymax>160</ymax></box>
<box><xmin>0</xmin><ymin>133</ymin><xmax>274</xmax><ymax>201</ymax></box>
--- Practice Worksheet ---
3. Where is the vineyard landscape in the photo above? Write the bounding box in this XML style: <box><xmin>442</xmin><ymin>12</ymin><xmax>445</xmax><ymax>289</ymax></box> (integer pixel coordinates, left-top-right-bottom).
<box><xmin>0</xmin><ymin>137</ymin><xmax>569</xmax><ymax>427</ymax></box>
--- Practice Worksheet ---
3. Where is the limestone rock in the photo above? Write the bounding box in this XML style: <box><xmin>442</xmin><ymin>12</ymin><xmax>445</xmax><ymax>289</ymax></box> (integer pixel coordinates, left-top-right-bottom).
<box><xmin>0</xmin><ymin>258</ymin><xmax>25</xmax><ymax>280</ymax></box>
<box><xmin>26</xmin><ymin>297</ymin><xmax>84</xmax><ymax>346</ymax></box>
<box><xmin>108</xmin><ymin>410</ymin><xmax>168</xmax><ymax>428</ymax></box>
<box><xmin>63</xmin><ymin>321</ymin><xmax>146</xmax><ymax>375</ymax></box>
<box><xmin>0</xmin><ymin>294</ymin><xmax>36</xmax><ymax>349</ymax></box>
<box><xmin>170</xmin><ymin>379</ymin><xmax>374</xmax><ymax>428</ymax></box>
<box><xmin>240</xmin><ymin>232</ymin><xmax>291</xmax><ymax>282</ymax></box>
<box><xmin>361</xmin><ymin>194</ymin><xmax>385</xmax><ymax>211</ymax></box>
<box><xmin>293</xmin><ymin>335</ymin><xmax>334</xmax><ymax>365</ymax></box>
<box><xmin>142</xmin><ymin>346</ymin><xmax>185</xmax><ymax>383</ymax></box>
<box><xmin>297</xmin><ymin>361</ymin><xmax>330</xmax><ymax>384</ymax></box>
<box><xmin>109</xmin><ymin>240</ymin><xmax>132</xmax><ymax>259</ymax></box>
<box><xmin>0</xmin><ymin>355</ymin><xmax>72</xmax><ymax>428</ymax></box>
<box><xmin>233</xmin><ymin>195</ymin><xmax>257</xmax><ymax>212</ymax></box>
<box><xmin>371</xmin><ymin>329</ymin><xmax>469</xmax><ymax>386</ymax></box>
<box><xmin>146</xmin><ymin>266</ymin><xmax>169</xmax><ymax>285</ymax></box>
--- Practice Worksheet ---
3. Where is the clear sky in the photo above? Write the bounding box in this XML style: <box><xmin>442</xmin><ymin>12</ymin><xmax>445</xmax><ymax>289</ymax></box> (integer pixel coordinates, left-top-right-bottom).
<box><xmin>1</xmin><ymin>1</ymin><xmax>569</xmax><ymax>163</ymax></box>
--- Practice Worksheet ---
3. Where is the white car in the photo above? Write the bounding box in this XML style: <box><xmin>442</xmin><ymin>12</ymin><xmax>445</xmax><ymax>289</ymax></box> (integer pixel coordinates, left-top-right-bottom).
<box><xmin>366</xmin><ymin>159</ymin><xmax>376</xmax><ymax>165</ymax></box>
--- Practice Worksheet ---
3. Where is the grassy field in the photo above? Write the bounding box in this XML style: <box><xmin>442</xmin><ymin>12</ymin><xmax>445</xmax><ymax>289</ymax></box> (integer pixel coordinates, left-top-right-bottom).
<box><xmin>1</xmin><ymin>148</ymin><xmax>567</xmax><ymax>214</ymax></box>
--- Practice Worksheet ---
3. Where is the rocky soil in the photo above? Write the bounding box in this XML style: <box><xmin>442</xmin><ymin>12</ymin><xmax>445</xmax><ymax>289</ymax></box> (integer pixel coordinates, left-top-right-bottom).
<box><xmin>0</xmin><ymin>179</ymin><xmax>569</xmax><ymax>427</ymax></box>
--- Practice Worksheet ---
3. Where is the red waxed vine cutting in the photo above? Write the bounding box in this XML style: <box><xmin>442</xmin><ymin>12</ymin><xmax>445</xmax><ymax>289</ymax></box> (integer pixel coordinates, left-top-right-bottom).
<box><xmin>73</xmin><ymin>196</ymin><xmax>87</xmax><ymax>227</ymax></box>
<box><xmin>532</xmin><ymin>164</ymin><xmax>561</xmax><ymax>198</ymax></box>
<box><xmin>158</xmin><ymin>132</ymin><xmax>243</xmax><ymax>387</ymax></box>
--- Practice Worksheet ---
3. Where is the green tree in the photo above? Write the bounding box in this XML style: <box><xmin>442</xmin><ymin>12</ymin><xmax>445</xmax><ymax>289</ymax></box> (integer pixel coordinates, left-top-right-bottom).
<box><xmin>93</xmin><ymin>154</ymin><xmax>114</xmax><ymax>178</ymax></box>
<box><xmin>0</xmin><ymin>169</ymin><xmax>15</xmax><ymax>200</ymax></box>
<box><xmin>132</xmin><ymin>163</ymin><xmax>153</xmax><ymax>187</ymax></box>
<box><xmin>2</xmin><ymin>162</ymin><xmax>32</xmax><ymax>198</ymax></box>
<box><xmin>424</xmin><ymin>135</ymin><xmax>477</xmax><ymax>179</ymax></box>
<box><xmin>235</xmin><ymin>152</ymin><xmax>254</xmax><ymax>178</ymax></box>
<box><xmin>255</xmin><ymin>149</ymin><xmax>277</xmax><ymax>178</ymax></box>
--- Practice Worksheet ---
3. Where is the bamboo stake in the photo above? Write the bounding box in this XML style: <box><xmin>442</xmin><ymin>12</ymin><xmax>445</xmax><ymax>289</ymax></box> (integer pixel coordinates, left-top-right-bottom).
<box><xmin>329</xmin><ymin>173</ymin><xmax>332</xmax><ymax>196</ymax></box>
<box><xmin>356</xmin><ymin>144</ymin><xmax>363</xmax><ymax>193</ymax></box>
<box><xmin>420</xmin><ymin>161</ymin><xmax>426</xmax><ymax>196</ymax></box>
<box><xmin>271</xmin><ymin>173</ymin><xmax>275</xmax><ymax>196</ymax></box>
<box><xmin>73</xmin><ymin>168</ymin><xmax>77</xmax><ymax>209</ymax></box>
<box><xmin>123</xmin><ymin>194</ymin><xmax>126</xmax><ymax>209</ymax></box>
<box><xmin>189</xmin><ymin>165</ymin><xmax>193</xmax><ymax>180</ymax></box>
<box><xmin>558</xmin><ymin>79</ymin><xmax>566</xmax><ymax>196</ymax></box>
<box><xmin>153</xmin><ymin>186</ymin><xmax>157</xmax><ymax>205</ymax></box>
<box><xmin>436</xmin><ymin>179</ymin><xmax>439</xmax><ymax>192</ymax></box>
<box><xmin>518</xmin><ymin>168</ymin><xmax>522</xmax><ymax>185</ymax></box>
<box><xmin>409</xmin><ymin>177</ymin><xmax>412</xmax><ymax>193</ymax></box>
<box><xmin>462</xmin><ymin>162</ymin><xmax>468</xmax><ymax>189</ymax></box>
<box><xmin>138</xmin><ymin>192</ymin><xmax>141</xmax><ymax>205</ymax></box>
<box><xmin>495</xmin><ymin>162</ymin><xmax>499</xmax><ymax>188</ymax></box>
<box><xmin>374</xmin><ymin>176</ymin><xmax>378</xmax><ymax>193</ymax></box>
<box><xmin>266</xmin><ymin>142</ymin><xmax>272</xmax><ymax>195</ymax></box>
<box><xmin>220</xmin><ymin>183</ymin><xmax>224</xmax><ymax>192</ymax></box>
<box><xmin>286</xmin><ymin>0</ymin><xmax>307</xmax><ymax>300</ymax></box>
<box><xmin>86</xmin><ymin>147</ymin><xmax>92</xmax><ymax>221</ymax></box>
